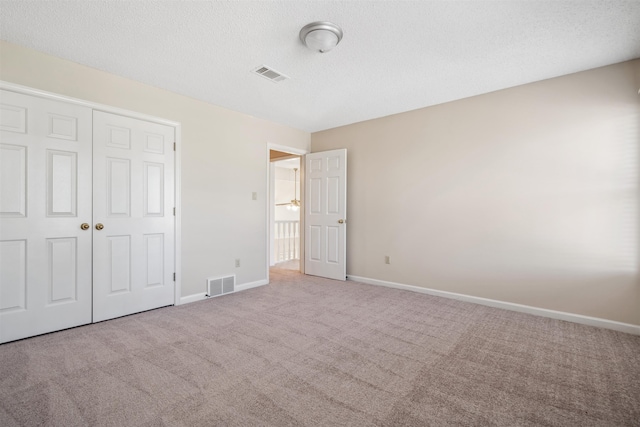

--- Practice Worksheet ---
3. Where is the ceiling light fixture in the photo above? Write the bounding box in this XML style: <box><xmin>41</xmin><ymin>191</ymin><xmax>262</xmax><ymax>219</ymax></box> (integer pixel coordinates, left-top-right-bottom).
<box><xmin>299</xmin><ymin>21</ymin><xmax>343</xmax><ymax>53</ymax></box>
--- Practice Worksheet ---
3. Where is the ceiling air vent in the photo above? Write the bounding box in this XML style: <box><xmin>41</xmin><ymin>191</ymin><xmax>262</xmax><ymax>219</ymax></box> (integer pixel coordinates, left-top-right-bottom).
<box><xmin>252</xmin><ymin>65</ymin><xmax>289</xmax><ymax>83</ymax></box>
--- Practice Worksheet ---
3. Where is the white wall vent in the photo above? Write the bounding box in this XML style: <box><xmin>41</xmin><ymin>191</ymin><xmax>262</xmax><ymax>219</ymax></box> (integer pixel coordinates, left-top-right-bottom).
<box><xmin>206</xmin><ymin>275</ymin><xmax>235</xmax><ymax>298</ymax></box>
<box><xmin>252</xmin><ymin>65</ymin><xmax>289</xmax><ymax>83</ymax></box>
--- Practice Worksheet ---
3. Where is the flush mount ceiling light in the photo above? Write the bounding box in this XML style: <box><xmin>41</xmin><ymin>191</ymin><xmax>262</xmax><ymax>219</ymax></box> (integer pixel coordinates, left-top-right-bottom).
<box><xmin>299</xmin><ymin>21</ymin><xmax>343</xmax><ymax>53</ymax></box>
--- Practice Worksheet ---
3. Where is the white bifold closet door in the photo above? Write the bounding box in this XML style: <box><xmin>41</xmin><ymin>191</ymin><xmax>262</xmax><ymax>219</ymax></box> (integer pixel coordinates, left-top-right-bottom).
<box><xmin>92</xmin><ymin>111</ymin><xmax>175</xmax><ymax>322</ymax></box>
<box><xmin>0</xmin><ymin>91</ymin><xmax>175</xmax><ymax>343</ymax></box>
<box><xmin>0</xmin><ymin>90</ymin><xmax>93</xmax><ymax>343</ymax></box>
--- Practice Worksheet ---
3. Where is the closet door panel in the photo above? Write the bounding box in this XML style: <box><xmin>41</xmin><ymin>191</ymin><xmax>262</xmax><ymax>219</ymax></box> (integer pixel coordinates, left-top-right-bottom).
<box><xmin>0</xmin><ymin>90</ymin><xmax>92</xmax><ymax>344</ymax></box>
<box><xmin>93</xmin><ymin>111</ymin><xmax>175</xmax><ymax>322</ymax></box>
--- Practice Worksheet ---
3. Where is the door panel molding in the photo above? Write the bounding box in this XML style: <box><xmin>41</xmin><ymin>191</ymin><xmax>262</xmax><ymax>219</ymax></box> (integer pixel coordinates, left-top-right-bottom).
<box><xmin>0</xmin><ymin>143</ymin><xmax>27</xmax><ymax>217</ymax></box>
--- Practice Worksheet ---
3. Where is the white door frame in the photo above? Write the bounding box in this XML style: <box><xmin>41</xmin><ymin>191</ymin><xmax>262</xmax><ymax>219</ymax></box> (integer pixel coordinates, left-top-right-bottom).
<box><xmin>0</xmin><ymin>81</ymin><xmax>183</xmax><ymax>307</ymax></box>
<box><xmin>265</xmin><ymin>143</ymin><xmax>308</xmax><ymax>281</ymax></box>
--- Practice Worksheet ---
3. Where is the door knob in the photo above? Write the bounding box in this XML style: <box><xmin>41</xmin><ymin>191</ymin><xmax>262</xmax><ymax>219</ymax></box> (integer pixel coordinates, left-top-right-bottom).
<box><xmin>80</xmin><ymin>223</ymin><xmax>90</xmax><ymax>230</ymax></box>
<box><xmin>338</xmin><ymin>219</ymin><xmax>345</xmax><ymax>224</ymax></box>
<box><xmin>95</xmin><ymin>223</ymin><xmax>104</xmax><ymax>230</ymax></box>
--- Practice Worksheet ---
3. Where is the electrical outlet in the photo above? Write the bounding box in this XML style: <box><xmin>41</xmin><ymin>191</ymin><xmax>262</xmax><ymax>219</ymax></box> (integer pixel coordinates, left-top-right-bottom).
<box><xmin>235</xmin><ymin>259</ymin><xmax>240</xmax><ymax>268</ymax></box>
<box><xmin>385</xmin><ymin>255</ymin><xmax>390</xmax><ymax>264</ymax></box>
<box><xmin>252</xmin><ymin>192</ymin><xmax>257</xmax><ymax>200</ymax></box>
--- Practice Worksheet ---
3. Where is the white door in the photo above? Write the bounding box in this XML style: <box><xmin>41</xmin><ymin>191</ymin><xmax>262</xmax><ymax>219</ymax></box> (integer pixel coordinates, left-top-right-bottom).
<box><xmin>0</xmin><ymin>90</ymin><xmax>93</xmax><ymax>343</ymax></box>
<box><xmin>304</xmin><ymin>149</ymin><xmax>347</xmax><ymax>281</ymax></box>
<box><xmin>92</xmin><ymin>111</ymin><xmax>175</xmax><ymax>322</ymax></box>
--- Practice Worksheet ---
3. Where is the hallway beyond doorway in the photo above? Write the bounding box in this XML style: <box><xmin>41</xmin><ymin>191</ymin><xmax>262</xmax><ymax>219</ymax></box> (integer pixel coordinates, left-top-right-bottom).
<box><xmin>273</xmin><ymin>259</ymin><xmax>299</xmax><ymax>271</ymax></box>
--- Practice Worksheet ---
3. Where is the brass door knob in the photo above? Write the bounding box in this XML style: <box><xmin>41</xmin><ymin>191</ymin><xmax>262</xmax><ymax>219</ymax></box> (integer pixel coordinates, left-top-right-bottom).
<box><xmin>80</xmin><ymin>223</ymin><xmax>90</xmax><ymax>230</ymax></box>
<box><xmin>338</xmin><ymin>219</ymin><xmax>345</xmax><ymax>224</ymax></box>
<box><xmin>95</xmin><ymin>223</ymin><xmax>104</xmax><ymax>230</ymax></box>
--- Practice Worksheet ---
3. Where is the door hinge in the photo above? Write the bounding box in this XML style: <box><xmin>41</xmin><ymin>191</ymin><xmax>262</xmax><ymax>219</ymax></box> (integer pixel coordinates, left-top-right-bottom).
<box><xmin>173</xmin><ymin>207</ymin><xmax>176</xmax><ymax>216</ymax></box>
<box><xmin>173</xmin><ymin>273</ymin><xmax>176</xmax><ymax>281</ymax></box>
<box><xmin>173</xmin><ymin>142</ymin><xmax>176</xmax><ymax>151</ymax></box>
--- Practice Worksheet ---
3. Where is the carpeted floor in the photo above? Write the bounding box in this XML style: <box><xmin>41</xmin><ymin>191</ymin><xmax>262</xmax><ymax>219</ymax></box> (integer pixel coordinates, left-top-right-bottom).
<box><xmin>274</xmin><ymin>259</ymin><xmax>300</xmax><ymax>271</ymax></box>
<box><xmin>1</xmin><ymin>268</ymin><xmax>639</xmax><ymax>426</ymax></box>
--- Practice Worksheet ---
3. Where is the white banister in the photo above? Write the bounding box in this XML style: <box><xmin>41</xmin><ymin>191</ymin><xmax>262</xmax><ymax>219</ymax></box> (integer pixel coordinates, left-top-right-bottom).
<box><xmin>275</xmin><ymin>220</ymin><xmax>300</xmax><ymax>262</ymax></box>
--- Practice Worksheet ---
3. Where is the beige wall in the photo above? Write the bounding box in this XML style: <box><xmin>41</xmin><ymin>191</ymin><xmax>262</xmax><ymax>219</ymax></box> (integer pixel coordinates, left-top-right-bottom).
<box><xmin>312</xmin><ymin>59</ymin><xmax>640</xmax><ymax>326</ymax></box>
<box><xmin>0</xmin><ymin>41</ymin><xmax>310</xmax><ymax>297</ymax></box>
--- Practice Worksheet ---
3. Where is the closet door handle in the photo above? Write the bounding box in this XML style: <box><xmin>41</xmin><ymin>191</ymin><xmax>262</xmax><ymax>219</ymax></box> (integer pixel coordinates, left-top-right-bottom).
<box><xmin>80</xmin><ymin>223</ymin><xmax>90</xmax><ymax>230</ymax></box>
<box><xmin>95</xmin><ymin>223</ymin><xmax>104</xmax><ymax>230</ymax></box>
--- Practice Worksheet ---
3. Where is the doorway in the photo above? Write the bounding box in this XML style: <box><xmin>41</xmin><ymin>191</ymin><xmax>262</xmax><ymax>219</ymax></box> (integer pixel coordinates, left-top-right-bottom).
<box><xmin>266</xmin><ymin>144</ymin><xmax>308</xmax><ymax>279</ymax></box>
<box><xmin>266</xmin><ymin>145</ymin><xmax>348</xmax><ymax>282</ymax></box>
<box><xmin>272</xmin><ymin>156</ymin><xmax>301</xmax><ymax>270</ymax></box>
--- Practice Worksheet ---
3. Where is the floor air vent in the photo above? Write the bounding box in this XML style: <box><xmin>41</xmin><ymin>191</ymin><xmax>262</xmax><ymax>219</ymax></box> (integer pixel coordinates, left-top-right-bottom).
<box><xmin>207</xmin><ymin>275</ymin><xmax>236</xmax><ymax>297</ymax></box>
<box><xmin>252</xmin><ymin>65</ymin><xmax>289</xmax><ymax>83</ymax></box>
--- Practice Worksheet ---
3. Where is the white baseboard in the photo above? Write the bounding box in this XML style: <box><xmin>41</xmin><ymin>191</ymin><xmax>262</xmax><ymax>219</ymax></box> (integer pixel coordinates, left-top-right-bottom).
<box><xmin>235</xmin><ymin>279</ymin><xmax>269</xmax><ymax>292</ymax></box>
<box><xmin>178</xmin><ymin>292</ymin><xmax>207</xmax><ymax>305</ymax></box>
<box><xmin>178</xmin><ymin>279</ymin><xmax>269</xmax><ymax>305</ymax></box>
<box><xmin>347</xmin><ymin>275</ymin><xmax>640</xmax><ymax>336</ymax></box>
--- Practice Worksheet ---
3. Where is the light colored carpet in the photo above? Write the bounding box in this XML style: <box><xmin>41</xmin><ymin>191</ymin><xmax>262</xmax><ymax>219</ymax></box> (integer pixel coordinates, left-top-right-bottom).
<box><xmin>274</xmin><ymin>259</ymin><xmax>300</xmax><ymax>271</ymax></box>
<box><xmin>1</xmin><ymin>268</ymin><xmax>639</xmax><ymax>426</ymax></box>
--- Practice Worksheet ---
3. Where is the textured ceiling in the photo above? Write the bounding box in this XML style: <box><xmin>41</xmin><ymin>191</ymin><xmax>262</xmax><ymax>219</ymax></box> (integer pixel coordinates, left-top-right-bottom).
<box><xmin>1</xmin><ymin>1</ymin><xmax>639</xmax><ymax>132</ymax></box>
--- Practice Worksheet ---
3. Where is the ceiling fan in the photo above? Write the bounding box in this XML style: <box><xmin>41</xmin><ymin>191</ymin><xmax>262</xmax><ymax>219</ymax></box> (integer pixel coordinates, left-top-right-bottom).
<box><xmin>276</xmin><ymin>167</ymin><xmax>300</xmax><ymax>210</ymax></box>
